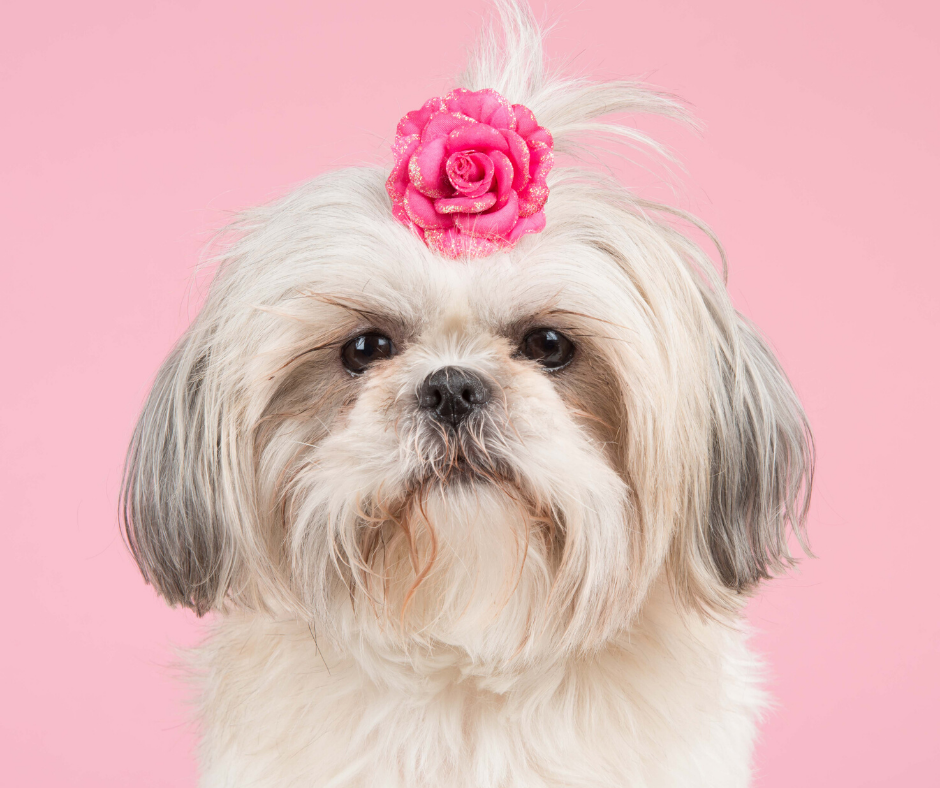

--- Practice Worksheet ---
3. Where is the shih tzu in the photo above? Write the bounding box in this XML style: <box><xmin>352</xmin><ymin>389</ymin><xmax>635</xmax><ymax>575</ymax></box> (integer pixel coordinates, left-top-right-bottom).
<box><xmin>122</xmin><ymin>2</ymin><xmax>813</xmax><ymax>786</ymax></box>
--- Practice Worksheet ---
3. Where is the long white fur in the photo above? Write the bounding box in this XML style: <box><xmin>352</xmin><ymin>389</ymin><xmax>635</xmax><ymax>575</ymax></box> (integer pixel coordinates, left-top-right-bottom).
<box><xmin>122</xmin><ymin>2</ymin><xmax>813</xmax><ymax>786</ymax></box>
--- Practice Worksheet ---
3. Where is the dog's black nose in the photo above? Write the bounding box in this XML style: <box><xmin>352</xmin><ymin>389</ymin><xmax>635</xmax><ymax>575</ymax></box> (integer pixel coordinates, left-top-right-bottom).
<box><xmin>418</xmin><ymin>367</ymin><xmax>490</xmax><ymax>428</ymax></box>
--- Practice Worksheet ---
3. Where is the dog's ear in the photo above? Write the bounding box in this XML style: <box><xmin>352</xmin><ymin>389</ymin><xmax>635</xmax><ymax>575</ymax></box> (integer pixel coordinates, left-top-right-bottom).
<box><xmin>675</xmin><ymin>313</ymin><xmax>814</xmax><ymax>611</ymax></box>
<box><xmin>709</xmin><ymin>316</ymin><xmax>814</xmax><ymax>593</ymax></box>
<box><xmin>121</xmin><ymin>326</ymin><xmax>240</xmax><ymax>615</ymax></box>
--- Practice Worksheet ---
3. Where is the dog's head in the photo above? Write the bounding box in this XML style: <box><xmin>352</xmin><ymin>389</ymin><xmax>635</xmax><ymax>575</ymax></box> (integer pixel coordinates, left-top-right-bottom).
<box><xmin>122</xmin><ymin>2</ymin><xmax>812</xmax><ymax>667</ymax></box>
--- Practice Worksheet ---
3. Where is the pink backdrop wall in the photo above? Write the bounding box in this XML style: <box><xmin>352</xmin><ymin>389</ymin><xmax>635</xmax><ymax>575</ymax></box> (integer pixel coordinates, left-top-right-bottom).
<box><xmin>3</xmin><ymin>1</ymin><xmax>938</xmax><ymax>785</ymax></box>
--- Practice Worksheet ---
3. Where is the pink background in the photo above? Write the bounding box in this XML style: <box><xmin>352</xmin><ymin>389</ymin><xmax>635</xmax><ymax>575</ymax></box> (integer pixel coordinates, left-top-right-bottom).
<box><xmin>3</xmin><ymin>1</ymin><xmax>938</xmax><ymax>785</ymax></box>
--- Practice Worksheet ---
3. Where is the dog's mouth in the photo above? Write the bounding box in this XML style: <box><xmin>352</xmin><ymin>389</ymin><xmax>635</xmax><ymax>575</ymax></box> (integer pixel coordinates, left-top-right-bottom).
<box><xmin>426</xmin><ymin>448</ymin><xmax>520</xmax><ymax>491</ymax></box>
<box><xmin>413</xmin><ymin>418</ymin><xmax>514</xmax><ymax>487</ymax></box>
<box><xmin>415</xmin><ymin>454</ymin><xmax>514</xmax><ymax>490</ymax></box>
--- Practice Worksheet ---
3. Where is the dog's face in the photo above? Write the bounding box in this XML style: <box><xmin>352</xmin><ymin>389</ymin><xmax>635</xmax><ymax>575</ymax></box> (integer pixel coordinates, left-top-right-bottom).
<box><xmin>123</xmin><ymin>166</ymin><xmax>812</xmax><ymax>668</ymax></box>
<box><xmin>262</xmin><ymin>176</ymin><xmax>643</xmax><ymax>664</ymax></box>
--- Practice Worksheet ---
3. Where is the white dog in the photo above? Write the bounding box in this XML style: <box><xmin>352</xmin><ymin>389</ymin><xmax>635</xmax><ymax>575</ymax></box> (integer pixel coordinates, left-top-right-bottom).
<box><xmin>122</xmin><ymin>2</ymin><xmax>813</xmax><ymax>785</ymax></box>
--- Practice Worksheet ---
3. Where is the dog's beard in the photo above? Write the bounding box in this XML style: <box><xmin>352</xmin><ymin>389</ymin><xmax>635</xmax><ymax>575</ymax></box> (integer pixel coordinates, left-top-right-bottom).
<box><xmin>336</xmin><ymin>414</ymin><xmax>562</xmax><ymax>662</ymax></box>
<box><xmin>354</xmin><ymin>480</ymin><xmax>558</xmax><ymax>660</ymax></box>
<box><xmin>285</xmin><ymin>384</ymin><xmax>637</xmax><ymax>668</ymax></box>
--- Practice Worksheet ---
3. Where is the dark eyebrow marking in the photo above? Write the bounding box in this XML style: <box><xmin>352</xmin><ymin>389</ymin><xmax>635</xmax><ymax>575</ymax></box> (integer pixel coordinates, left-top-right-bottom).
<box><xmin>268</xmin><ymin>329</ymin><xmax>353</xmax><ymax>379</ymax></box>
<box><xmin>537</xmin><ymin>307</ymin><xmax>635</xmax><ymax>333</ymax></box>
<box><xmin>297</xmin><ymin>289</ymin><xmax>412</xmax><ymax>335</ymax></box>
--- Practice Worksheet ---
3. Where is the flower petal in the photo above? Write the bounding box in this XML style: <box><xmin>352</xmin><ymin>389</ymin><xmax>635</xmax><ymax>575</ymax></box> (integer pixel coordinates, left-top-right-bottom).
<box><xmin>423</xmin><ymin>227</ymin><xmax>461</xmax><ymax>258</ymax></box>
<box><xmin>512</xmin><ymin>104</ymin><xmax>539</xmax><ymax>137</ymax></box>
<box><xmin>502</xmin><ymin>129</ymin><xmax>531</xmax><ymax>191</ymax></box>
<box><xmin>408</xmin><ymin>136</ymin><xmax>451</xmax><ymax>198</ymax></box>
<box><xmin>517</xmin><ymin>146</ymin><xmax>553</xmax><ymax>216</ymax></box>
<box><xmin>397</xmin><ymin>97</ymin><xmax>445</xmax><ymax>137</ymax></box>
<box><xmin>506</xmin><ymin>211</ymin><xmax>546</xmax><ymax>243</ymax></box>
<box><xmin>455</xmin><ymin>190</ymin><xmax>519</xmax><ymax>239</ymax></box>
<box><xmin>444</xmin><ymin>88</ymin><xmax>516</xmax><ymax>130</ymax></box>
<box><xmin>386</xmin><ymin>134</ymin><xmax>420</xmax><ymax>202</ymax></box>
<box><xmin>445</xmin><ymin>151</ymin><xmax>495</xmax><ymax>198</ymax></box>
<box><xmin>404</xmin><ymin>184</ymin><xmax>453</xmax><ymax>230</ymax></box>
<box><xmin>517</xmin><ymin>186</ymin><xmax>549</xmax><ymax>217</ymax></box>
<box><xmin>489</xmin><ymin>149</ymin><xmax>515</xmax><ymax>207</ymax></box>
<box><xmin>433</xmin><ymin>193</ymin><xmax>498</xmax><ymax>214</ymax></box>
<box><xmin>425</xmin><ymin>227</ymin><xmax>504</xmax><ymax>259</ymax></box>
<box><xmin>421</xmin><ymin>111</ymin><xmax>475</xmax><ymax>142</ymax></box>
<box><xmin>526</xmin><ymin>127</ymin><xmax>553</xmax><ymax>149</ymax></box>
<box><xmin>390</xmin><ymin>200</ymin><xmax>412</xmax><ymax>227</ymax></box>
<box><xmin>446</xmin><ymin>123</ymin><xmax>509</xmax><ymax>155</ymax></box>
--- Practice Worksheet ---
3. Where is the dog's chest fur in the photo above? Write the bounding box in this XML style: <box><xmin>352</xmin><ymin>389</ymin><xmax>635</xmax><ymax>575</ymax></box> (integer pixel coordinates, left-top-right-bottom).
<box><xmin>196</xmin><ymin>590</ymin><xmax>764</xmax><ymax>788</ymax></box>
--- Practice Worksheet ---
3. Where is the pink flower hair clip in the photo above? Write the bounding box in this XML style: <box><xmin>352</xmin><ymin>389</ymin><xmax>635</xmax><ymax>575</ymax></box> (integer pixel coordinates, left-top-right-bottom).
<box><xmin>386</xmin><ymin>88</ymin><xmax>554</xmax><ymax>259</ymax></box>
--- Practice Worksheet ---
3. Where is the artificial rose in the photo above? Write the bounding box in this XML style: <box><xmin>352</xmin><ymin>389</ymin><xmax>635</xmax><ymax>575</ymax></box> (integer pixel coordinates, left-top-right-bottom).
<box><xmin>386</xmin><ymin>88</ymin><xmax>554</xmax><ymax>259</ymax></box>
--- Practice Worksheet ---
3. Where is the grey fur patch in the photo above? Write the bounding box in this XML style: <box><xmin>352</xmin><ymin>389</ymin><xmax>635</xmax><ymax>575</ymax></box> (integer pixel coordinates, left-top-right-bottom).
<box><xmin>121</xmin><ymin>329</ymin><xmax>234</xmax><ymax>615</ymax></box>
<box><xmin>706</xmin><ymin>316</ymin><xmax>814</xmax><ymax>592</ymax></box>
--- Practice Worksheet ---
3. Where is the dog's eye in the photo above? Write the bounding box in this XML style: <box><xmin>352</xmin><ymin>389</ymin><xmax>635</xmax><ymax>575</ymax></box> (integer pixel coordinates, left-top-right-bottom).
<box><xmin>520</xmin><ymin>328</ymin><xmax>575</xmax><ymax>371</ymax></box>
<box><xmin>341</xmin><ymin>332</ymin><xmax>396</xmax><ymax>375</ymax></box>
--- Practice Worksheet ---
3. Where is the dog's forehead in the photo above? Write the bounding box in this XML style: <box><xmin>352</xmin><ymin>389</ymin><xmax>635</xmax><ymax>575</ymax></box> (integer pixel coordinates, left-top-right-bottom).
<box><xmin>340</xmin><ymin>244</ymin><xmax>622</xmax><ymax>334</ymax></box>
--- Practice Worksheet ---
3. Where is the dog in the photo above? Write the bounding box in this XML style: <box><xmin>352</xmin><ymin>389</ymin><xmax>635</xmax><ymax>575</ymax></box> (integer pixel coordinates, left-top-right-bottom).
<box><xmin>122</xmin><ymin>2</ymin><xmax>813</xmax><ymax>785</ymax></box>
